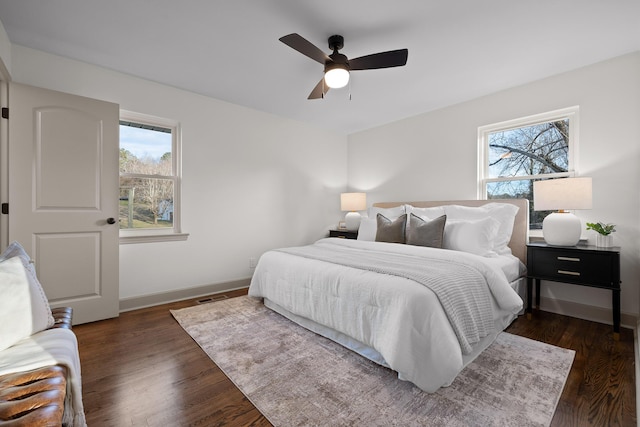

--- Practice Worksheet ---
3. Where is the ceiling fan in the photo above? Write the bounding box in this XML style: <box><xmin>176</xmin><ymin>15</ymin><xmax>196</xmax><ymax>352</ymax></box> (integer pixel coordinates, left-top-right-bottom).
<box><xmin>279</xmin><ymin>33</ymin><xmax>408</xmax><ymax>99</ymax></box>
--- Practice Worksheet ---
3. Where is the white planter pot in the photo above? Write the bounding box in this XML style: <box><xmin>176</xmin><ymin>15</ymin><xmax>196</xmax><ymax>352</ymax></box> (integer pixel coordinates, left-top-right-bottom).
<box><xmin>596</xmin><ymin>234</ymin><xmax>613</xmax><ymax>248</ymax></box>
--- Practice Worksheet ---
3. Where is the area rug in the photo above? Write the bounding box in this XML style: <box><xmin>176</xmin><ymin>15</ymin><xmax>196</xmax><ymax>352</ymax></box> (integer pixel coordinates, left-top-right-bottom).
<box><xmin>171</xmin><ymin>296</ymin><xmax>574</xmax><ymax>427</ymax></box>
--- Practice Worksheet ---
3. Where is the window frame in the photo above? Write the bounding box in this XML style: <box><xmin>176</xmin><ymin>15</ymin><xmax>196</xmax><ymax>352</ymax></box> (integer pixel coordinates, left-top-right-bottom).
<box><xmin>477</xmin><ymin>106</ymin><xmax>580</xmax><ymax>231</ymax></box>
<box><xmin>119</xmin><ymin>110</ymin><xmax>188</xmax><ymax>244</ymax></box>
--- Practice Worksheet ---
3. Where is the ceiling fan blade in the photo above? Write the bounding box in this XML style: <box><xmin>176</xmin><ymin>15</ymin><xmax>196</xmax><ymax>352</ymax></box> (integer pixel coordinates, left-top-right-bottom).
<box><xmin>349</xmin><ymin>49</ymin><xmax>408</xmax><ymax>71</ymax></box>
<box><xmin>308</xmin><ymin>78</ymin><xmax>329</xmax><ymax>99</ymax></box>
<box><xmin>280</xmin><ymin>33</ymin><xmax>331</xmax><ymax>65</ymax></box>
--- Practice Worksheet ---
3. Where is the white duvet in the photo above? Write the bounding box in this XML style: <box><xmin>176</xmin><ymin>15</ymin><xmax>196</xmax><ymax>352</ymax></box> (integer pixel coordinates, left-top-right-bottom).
<box><xmin>248</xmin><ymin>238</ymin><xmax>523</xmax><ymax>392</ymax></box>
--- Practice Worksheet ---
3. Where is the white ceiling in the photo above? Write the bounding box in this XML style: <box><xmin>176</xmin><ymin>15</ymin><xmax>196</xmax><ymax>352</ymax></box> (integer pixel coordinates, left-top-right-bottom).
<box><xmin>0</xmin><ymin>0</ymin><xmax>639</xmax><ymax>135</ymax></box>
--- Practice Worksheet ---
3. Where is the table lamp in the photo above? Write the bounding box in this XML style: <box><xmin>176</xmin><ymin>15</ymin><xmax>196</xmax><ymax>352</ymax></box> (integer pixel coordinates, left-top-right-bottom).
<box><xmin>340</xmin><ymin>192</ymin><xmax>367</xmax><ymax>231</ymax></box>
<box><xmin>533</xmin><ymin>177</ymin><xmax>592</xmax><ymax>246</ymax></box>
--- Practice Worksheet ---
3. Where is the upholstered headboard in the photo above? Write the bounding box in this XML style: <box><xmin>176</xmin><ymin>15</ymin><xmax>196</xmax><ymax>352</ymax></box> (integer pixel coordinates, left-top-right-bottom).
<box><xmin>373</xmin><ymin>199</ymin><xmax>529</xmax><ymax>264</ymax></box>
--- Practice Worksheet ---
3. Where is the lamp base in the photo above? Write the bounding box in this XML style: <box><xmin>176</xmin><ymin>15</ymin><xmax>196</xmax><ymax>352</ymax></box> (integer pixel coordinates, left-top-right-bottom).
<box><xmin>542</xmin><ymin>211</ymin><xmax>582</xmax><ymax>246</ymax></box>
<box><xmin>344</xmin><ymin>211</ymin><xmax>361</xmax><ymax>231</ymax></box>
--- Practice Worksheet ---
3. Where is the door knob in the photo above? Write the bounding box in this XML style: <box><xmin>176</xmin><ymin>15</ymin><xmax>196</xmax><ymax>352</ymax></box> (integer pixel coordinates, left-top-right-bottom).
<box><xmin>106</xmin><ymin>218</ymin><xmax>117</xmax><ymax>224</ymax></box>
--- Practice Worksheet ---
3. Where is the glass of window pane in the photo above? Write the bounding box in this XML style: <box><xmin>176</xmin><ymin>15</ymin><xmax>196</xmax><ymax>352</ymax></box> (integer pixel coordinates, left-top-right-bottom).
<box><xmin>119</xmin><ymin>124</ymin><xmax>173</xmax><ymax>175</ymax></box>
<box><xmin>488</xmin><ymin>119</ymin><xmax>569</xmax><ymax>179</ymax></box>
<box><xmin>119</xmin><ymin>177</ymin><xmax>174</xmax><ymax>229</ymax></box>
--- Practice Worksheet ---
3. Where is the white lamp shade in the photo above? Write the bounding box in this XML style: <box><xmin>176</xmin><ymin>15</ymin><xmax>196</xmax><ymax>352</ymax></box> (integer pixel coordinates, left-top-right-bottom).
<box><xmin>533</xmin><ymin>177</ymin><xmax>592</xmax><ymax>211</ymax></box>
<box><xmin>340</xmin><ymin>192</ymin><xmax>367</xmax><ymax>212</ymax></box>
<box><xmin>324</xmin><ymin>68</ymin><xmax>350</xmax><ymax>88</ymax></box>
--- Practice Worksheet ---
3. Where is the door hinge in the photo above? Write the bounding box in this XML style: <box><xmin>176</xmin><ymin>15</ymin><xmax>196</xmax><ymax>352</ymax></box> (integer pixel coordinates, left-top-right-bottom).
<box><xmin>1</xmin><ymin>203</ymin><xmax>7</xmax><ymax>214</ymax></box>
<box><xmin>1</xmin><ymin>108</ymin><xmax>7</xmax><ymax>119</ymax></box>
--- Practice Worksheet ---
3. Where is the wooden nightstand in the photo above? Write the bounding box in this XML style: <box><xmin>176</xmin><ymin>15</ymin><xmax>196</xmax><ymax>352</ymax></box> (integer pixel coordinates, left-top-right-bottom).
<box><xmin>329</xmin><ymin>229</ymin><xmax>358</xmax><ymax>239</ymax></box>
<box><xmin>526</xmin><ymin>242</ymin><xmax>621</xmax><ymax>339</ymax></box>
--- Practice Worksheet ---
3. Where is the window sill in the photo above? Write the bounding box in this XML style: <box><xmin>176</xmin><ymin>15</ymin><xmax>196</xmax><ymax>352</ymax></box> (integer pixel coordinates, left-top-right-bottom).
<box><xmin>119</xmin><ymin>232</ymin><xmax>189</xmax><ymax>244</ymax></box>
<box><xmin>529</xmin><ymin>229</ymin><xmax>544</xmax><ymax>240</ymax></box>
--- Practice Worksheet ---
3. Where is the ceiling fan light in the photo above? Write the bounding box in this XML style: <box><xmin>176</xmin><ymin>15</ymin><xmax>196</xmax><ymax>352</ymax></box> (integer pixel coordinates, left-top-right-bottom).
<box><xmin>324</xmin><ymin>67</ymin><xmax>349</xmax><ymax>89</ymax></box>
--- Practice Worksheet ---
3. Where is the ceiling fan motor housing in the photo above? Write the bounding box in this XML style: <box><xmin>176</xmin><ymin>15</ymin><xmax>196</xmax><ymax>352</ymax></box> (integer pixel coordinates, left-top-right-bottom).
<box><xmin>328</xmin><ymin>35</ymin><xmax>344</xmax><ymax>51</ymax></box>
<box><xmin>326</xmin><ymin>35</ymin><xmax>349</xmax><ymax>73</ymax></box>
<box><xmin>325</xmin><ymin>53</ymin><xmax>350</xmax><ymax>72</ymax></box>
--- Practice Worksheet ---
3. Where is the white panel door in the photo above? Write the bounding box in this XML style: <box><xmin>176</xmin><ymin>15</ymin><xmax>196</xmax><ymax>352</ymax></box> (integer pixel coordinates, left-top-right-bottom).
<box><xmin>8</xmin><ymin>82</ymin><xmax>119</xmax><ymax>324</ymax></box>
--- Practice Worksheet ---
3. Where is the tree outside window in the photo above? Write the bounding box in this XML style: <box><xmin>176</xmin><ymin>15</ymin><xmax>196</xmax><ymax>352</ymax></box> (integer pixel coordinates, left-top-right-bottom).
<box><xmin>478</xmin><ymin>107</ymin><xmax>577</xmax><ymax>229</ymax></box>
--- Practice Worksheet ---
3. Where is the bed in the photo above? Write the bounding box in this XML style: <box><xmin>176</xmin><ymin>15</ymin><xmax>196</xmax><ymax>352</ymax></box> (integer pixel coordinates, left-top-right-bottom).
<box><xmin>248</xmin><ymin>199</ymin><xmax>528</xmax><ymax>392</ymax></box>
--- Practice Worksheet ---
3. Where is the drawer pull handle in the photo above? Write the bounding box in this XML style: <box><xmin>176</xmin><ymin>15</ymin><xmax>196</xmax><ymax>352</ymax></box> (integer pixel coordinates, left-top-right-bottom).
<box><xmin>558</xmin><ymin>270</ymin><xmax>581</xmax><ymax>276</ymax></box>
<box><xmin>557</xmin><ymin>256</ymin><xmax>580</xmax><ymax>262</ymax></box>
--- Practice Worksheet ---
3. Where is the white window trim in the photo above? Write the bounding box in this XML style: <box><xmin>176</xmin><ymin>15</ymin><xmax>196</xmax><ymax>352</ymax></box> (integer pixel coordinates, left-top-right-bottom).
<box><xmin>477</xmin><ymin>106</ymin><xmax>580</xmax><ymax>234</ymax></box>
<box><xmin>119</xmin><ymin>110</ymin><xmax>188</xmax><ymax>244</ymax></box>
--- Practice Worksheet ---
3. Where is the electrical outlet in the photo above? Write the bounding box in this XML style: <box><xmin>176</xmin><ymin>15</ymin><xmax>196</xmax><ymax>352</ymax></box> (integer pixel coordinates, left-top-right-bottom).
<box><xmin>249</xmin><ymin>257</ymin><xmax>257</xmax><ymax>269</ymax></box>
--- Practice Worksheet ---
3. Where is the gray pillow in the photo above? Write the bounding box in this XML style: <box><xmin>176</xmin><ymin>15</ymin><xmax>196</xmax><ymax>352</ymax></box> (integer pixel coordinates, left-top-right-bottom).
<box><xmin>406</xmin><ymin>214</ymin><xmax>446</xmax><ymax>248</ymax></box>
<box><xmin>375</xmin><ymin>214</ymin><xmax>407</xmax><ymax>243</ymax></box>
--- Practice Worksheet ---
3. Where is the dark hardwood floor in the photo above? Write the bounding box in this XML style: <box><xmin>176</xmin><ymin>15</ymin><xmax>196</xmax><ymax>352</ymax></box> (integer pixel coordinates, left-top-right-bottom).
<box><xmin>74</xmin><ymin>289</ymin><xmax>636</xmax><ymax>426</ymax></box>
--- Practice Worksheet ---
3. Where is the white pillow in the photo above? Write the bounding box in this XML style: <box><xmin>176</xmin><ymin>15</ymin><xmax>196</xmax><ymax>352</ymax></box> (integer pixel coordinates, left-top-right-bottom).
<box><xmin>357</xmin><ymin>217</ymin><xmax>377</xmax><ymax>241</ymax></box>
<box><xmin>444</xmin><ymin>203</ymin><xmax>519</xmax><ymax>255</ymax></box>
<box><xmin>443</xmin><ymin>217</ymin><xmax>500</xmax><ymax>257</ymax></box>
<box><xmin>0</xmin><ymin>242</ymin><xmax>54</xmax><ymax>338</ymax></box>
<box><xmin>0</xmin><ymin>257</ymin><xmax>41</xmax><ymax>350</ymax></box>
<box><xmin>404</xmin><ymin>205</ymin><xmax>445</xmax><ymax>220</ymax></box>
<box><xmin>366</xmin><ymin>205</ymin><xmax>405</xmax><ymax>220</ymax></box>
<box><xmin>359</xmin><ymin>206</ymin><xmax>406</xmax><ymax>241</ymax></box>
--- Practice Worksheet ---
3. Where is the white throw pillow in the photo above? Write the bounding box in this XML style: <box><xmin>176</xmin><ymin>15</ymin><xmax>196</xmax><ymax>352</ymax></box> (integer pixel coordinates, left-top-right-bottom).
<box><xmin>0</xmin><ymin>242</ymin><xmax>54</xmax><ymax>339</ymax></box>
<box><xmin>444</xmin><ymin>203</ymin><xmax>519</xmax><ymax>255</ymax></box>
<box><xmin>357</xmin><ymin>217</ymin><xmax>377</xmax><ymax>241</ymax></box>
<box><xmin>404</xmin><ymin>205</ymin><xmax>445</xmax><ymax>220</ymax></box>
<box><xmin>366</xmin><ymin>206</ymin><xmax>405</xmax><ymax>220</ymax></box>
<box><xmin>443</xmin><ymin>217</ymin><xmax>500</xmax><ymax>257</ymax></box>
<box><xmin>0</xmin><ymin>257</ymin><xmax>40</xmax><ymax>351</ymax></box>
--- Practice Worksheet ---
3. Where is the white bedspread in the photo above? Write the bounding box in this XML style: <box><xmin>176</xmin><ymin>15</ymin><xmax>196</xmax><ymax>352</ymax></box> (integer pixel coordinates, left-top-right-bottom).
<box><xmin>0</xmin><ymin>328</ymin><xmax>86</xmax><ymax>427</ymax></box>
<box><xmin>248</xmin><ymin>238</ymin><xmax>523</xmax><ymax>392</ymax></box>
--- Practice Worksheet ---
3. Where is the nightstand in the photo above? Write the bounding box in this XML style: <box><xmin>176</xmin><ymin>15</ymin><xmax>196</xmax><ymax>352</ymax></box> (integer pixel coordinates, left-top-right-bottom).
<box><xmin>526</xmin><ymin>242</ymin><xmax>621</xmax><ymax>339</ymax></box>
<box><xmin>329</xmin><ymin>229</ymin><xmax>358</xmax><ymax>239</ymax></box>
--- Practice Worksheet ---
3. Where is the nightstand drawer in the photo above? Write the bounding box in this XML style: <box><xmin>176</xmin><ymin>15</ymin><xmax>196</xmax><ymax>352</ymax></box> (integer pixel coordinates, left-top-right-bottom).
<box><xmin>528</xmin><ymin>246</ymin><xmax>619</xmax><ymax>288</ymax></box>
<box><xmin>329</xmin><ymin>229</ymin><xmax>358</xmax><ymax>239</ymax></box>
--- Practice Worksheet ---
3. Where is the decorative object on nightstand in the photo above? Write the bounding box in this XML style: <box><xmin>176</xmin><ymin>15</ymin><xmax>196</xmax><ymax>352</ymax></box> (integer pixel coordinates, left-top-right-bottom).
<box><xmin>340</xmin><ymin>192</ymin><xmax>366</xmax><ymax>231</ymax></box>
<box><xmin>533</xmin><ymin>177</ymin><xmax>592</xmax><ymax>246</ymax></box>
<box><xmin>586</xmin><ymin>221</ymin><xmax>616</xmax><ymax>248</ymax></box>
<box><xmin>526</xmin><ymin>242</ymin><xmax>621</xmax><ymax>340</ymax></box>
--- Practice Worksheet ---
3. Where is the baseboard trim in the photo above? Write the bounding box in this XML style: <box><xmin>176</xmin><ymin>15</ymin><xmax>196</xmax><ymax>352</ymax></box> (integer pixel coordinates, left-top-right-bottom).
<box><xmin>539</xmin><ymin>296</ymin><xmax>637</xmax><ymax>329</ymax></box>
<box><xmin>119</xmin><ymin>278</ymin><xmax>251</xmax><ymax>312</ymax></box>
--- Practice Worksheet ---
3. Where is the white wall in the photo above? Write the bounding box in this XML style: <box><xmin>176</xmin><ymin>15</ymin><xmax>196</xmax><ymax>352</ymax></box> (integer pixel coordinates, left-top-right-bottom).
<box><xmin>348</xmin><ymin>52</ymin><xmax>640</xmax><ymax>320</ymax></box>
<box><xmin>9</xmin><ymin>45</ymin><xmax>348</xmax><ymax>299</ymax></box>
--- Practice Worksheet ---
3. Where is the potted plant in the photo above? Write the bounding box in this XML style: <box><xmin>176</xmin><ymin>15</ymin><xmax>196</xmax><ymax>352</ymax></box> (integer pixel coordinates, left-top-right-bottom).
<box><xmin>586</xmin><ymin>222</ymin><xmax>616</xmax><ymax>247</ymax></box>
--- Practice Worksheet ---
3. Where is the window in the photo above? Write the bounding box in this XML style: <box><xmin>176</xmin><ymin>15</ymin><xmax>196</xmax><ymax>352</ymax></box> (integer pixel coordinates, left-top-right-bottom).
<box><xmin>478</xmin><ymin>107</ymin><xmax>578</xmax><ymax>230</ymax></box>
<box><xmin>119</xmin><ymin>110</ymin><xmax>186</xmax><ymax>243</ymax></box>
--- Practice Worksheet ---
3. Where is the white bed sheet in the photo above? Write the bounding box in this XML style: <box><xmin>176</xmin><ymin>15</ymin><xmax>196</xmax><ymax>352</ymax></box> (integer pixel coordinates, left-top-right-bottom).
<box><xmin>483</xmin><ymin>253</ymin><xmax>527</xmax><ymax>283</ymax></box>
<box><xmin>248</xmin><ymin>238</ymin><xmax>523</xmax><ymax>392</ymax></box>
